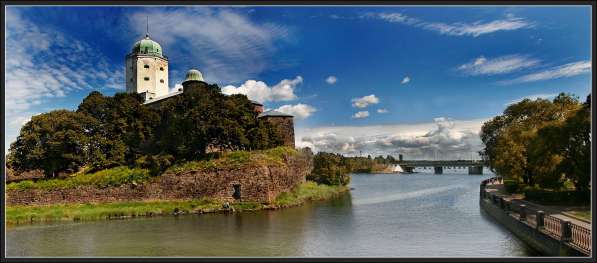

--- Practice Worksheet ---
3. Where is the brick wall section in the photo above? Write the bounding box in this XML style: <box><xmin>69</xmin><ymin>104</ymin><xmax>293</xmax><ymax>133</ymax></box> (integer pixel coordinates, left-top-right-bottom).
<box><xmin>6</xmin><ymin>153</ymin><xmax>312</xmax><ymax>206</ymax></box>
<box><xmin>263</xmin><ymin>116</ymin><xmax>295</xmax><ymax>148</ymax></box>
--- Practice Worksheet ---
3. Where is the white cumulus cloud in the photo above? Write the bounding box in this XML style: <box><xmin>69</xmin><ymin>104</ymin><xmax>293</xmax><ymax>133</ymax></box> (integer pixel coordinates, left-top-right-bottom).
<box><xmin>325</xmin><ymin>75</ymin><xmax>337</xmax><ymax>84</ymax></box>
<box><xmin>377</xmin><ymin>108</ymin><xmax>389</xmax><ymax>113</ymax></box>
<box><xmin>221</xmin><ymin>76</ymin><xmax>302</xmax><ymax>103</ymax></box>
<box><xmin>275</xmin><ymin>103</ymin><xmax>317</xmax><ymax>119</ymax></box>
<box><xmin>401</xmin><ymin>76</ymin><xmax>410</xmax><ymax>84</ymax></box>
<box><xmin>352</xmin><ymin>111</ymin><xmax>370</xmax><ymax>119</ymax></box>
<box><xmin>351</xmin><ymin>94</ymin><xmax>379</xmax><ymax>108</ymax></box>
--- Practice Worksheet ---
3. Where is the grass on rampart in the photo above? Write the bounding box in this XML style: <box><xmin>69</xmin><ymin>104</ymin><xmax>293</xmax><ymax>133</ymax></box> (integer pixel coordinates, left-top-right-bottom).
<box><xmin>6</xmin><ymin>181</ymin><xmax>346</xmax><ymax>226</ymax></box>
<box><xmin>167</xmin><ymin>146</ymin><xmax>298</xmax><ymax>173</ymax></box>
<box><xmin>6</xmin><ymin>167</ymin><xmax>151</xmax><ymax>191</ymax></box>
<box><xmin>274</xmin><ymin>181</ymin><xmax>348</xmax><ymax>207</ymax></box>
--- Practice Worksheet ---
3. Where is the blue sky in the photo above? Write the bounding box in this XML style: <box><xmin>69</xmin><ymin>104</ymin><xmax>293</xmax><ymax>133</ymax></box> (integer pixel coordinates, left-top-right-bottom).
<box><xmin>4</xmin><ymin>6</ymin><xmax>592</xmax><ymax>159</ymax></box>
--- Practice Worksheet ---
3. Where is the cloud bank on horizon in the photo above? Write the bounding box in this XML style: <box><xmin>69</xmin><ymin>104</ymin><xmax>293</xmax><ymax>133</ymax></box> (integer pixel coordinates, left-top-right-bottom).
<box><xmin>4</xmin><ymin>6</ymin><xmax>592</xmax><ymax>158</ymax></box>
<box><xmin>297</xmin><ymin>117</ymin><xmax>486</xmax><ymax>160</ymax></box>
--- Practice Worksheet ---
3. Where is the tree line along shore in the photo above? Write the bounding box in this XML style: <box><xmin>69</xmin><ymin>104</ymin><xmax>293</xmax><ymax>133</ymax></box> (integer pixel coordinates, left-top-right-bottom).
<box><xmin>480</xmin><ymin>93</ymin><xmax>591</xmax><ymax>207</ymax></box>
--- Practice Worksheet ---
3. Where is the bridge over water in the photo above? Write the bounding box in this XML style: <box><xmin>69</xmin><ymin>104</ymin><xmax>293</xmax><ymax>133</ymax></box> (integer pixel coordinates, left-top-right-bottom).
<box><xmin>395</xmin><ymin>160</ymin><xmax>486</xmax><ymax>175</ymax></box>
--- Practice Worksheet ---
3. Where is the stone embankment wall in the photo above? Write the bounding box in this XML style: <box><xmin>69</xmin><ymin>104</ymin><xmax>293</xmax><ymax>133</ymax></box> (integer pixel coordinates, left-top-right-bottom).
<box><xmin>7</xmin><ymin>152</ymin><xmax>312</xmax><ymax>206</ymax></box>
<box><xmin>479</xmin><ymin>178</ymin><xmax>588</xmax><ymax>256</ymax></box>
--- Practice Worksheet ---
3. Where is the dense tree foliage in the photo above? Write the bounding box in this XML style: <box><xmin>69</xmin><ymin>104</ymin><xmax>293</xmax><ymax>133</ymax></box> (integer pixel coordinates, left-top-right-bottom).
<box><xmin>8</xmin><ymin>83</ymin><xmax>283</xmax><ymax>177</ymax></box>
<box><xmin>480</xmin><ymin>93</ymin><xmax>591</xmax><ymax>192</ymax></box>
<box><xmin>308</xmin><ymin>152</ymin><xmax>351</xmax><ymax>186</ymax></box>
<box><xmin>76</xmin><ymin>91</ymin><xmax>160</xmax><ymax>171</ymax></box>
<box><xmin>7</xmin><ymin>110</ymin><xmax>101</xmax><ymax>177</ymax></box>
<box><xmin>150</xmin><ymin>83</ymin><xmax>282</xmax><ymax>161</ymax></box>
<box><xmin>308</xmin><ymin>152</ymin><xmax>398</xmax><ymax>186</ymax></box>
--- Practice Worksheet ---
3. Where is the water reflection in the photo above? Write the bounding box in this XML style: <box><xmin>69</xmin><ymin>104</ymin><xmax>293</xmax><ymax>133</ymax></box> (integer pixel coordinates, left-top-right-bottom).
<box><xmin>7</xmin><ymin>173</ymin><xmax>538</xmax><ymax>257</ymax></box>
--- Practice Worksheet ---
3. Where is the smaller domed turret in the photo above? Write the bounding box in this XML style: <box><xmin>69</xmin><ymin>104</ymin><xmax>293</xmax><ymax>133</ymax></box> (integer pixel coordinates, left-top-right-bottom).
<box><xmin>182</xmin><ymin>69</ymin><xmax>205</xmax><ymax>85</ymax></box>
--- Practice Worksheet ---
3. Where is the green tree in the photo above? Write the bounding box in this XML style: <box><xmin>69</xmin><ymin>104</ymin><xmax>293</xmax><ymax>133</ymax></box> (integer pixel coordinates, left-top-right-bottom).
<box><xmin>308</xmin><ymin>152</ymin><xmax>351</xmax><ymax>186</ymax></box>
<box><xmin>480</xmin><ymin>93</ymin><xmax>587</xmax><ymax>191</ymax></box>
<box><xmin>151</xmin><ymin>83</ymin><xmax>282</xmax><ymax>161</ymax></box>
<box><xmin>480</xmin><ymin>93</ymin><xmax>581</xmax><ymax>185</ymax></box>
<box><xmin>556</xmin><ymin>96</ymin><xmax>591</xmax><ymax>192</ymax></box>
<box><xmin>8</xmin><ymin>110</ymin><xmax>100</xmax><ymax>177</ymax></box>
<box><xmin>77</xmin><ymin>91</ymin><xmax>159</xmax><ymax>170</ymax></box>
<box><xmin>528</xmin><ymin>123</ymin><xmax>565</xmax><ymax>189</ymax></box>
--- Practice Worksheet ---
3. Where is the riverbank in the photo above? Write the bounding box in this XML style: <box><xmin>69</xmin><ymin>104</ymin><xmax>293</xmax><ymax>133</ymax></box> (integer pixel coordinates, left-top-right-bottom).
<box><xmin>6</xmin><ymin>181</ymin><xmax>348</xmax><ymax>226</ymax></box>
<box><xmin>480</xmin><ymin>178</ymin><xmax>591</xmax><ymax>256</ymax></box>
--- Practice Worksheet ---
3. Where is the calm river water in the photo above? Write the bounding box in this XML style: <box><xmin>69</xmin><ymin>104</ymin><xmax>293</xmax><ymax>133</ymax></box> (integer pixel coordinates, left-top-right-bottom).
<box><xmin>6</xmin><ymin>169</ymin><xmax>539</xmax><ymax>257</ymax></box>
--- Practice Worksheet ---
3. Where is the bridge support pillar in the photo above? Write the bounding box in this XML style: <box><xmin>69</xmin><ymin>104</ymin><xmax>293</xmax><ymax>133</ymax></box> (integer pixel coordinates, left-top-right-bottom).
<box><xmin>434</xmin><ymin>166</ymin><xmax>443</xmax><ymax>174</ymax></box>
<box><xmin>468</xmin><ymin>166</ymin><xmax>483</xmax><ymax>175</ymax></box>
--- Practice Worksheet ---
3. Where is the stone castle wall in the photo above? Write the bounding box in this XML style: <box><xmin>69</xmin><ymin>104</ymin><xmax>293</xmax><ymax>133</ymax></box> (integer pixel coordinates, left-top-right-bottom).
<box><xmin>7</xmin><ymin>152</ymin><xmax>312</xmax><ymax>206</ymax></box>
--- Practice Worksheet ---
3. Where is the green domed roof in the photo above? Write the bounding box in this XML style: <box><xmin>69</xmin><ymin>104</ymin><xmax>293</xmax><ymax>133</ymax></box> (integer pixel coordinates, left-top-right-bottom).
<box><xmin>131</xmin><ymin>34</ymin><xmax>163</xmax><ymax>57</ymax></box>
<box><xmin>183</xmin><ymin>69</ymin><xmax>204</xmax><ymax>83</ymax></box>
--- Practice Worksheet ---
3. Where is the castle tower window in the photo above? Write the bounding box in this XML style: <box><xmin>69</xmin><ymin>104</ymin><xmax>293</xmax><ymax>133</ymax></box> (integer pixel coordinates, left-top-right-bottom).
<box><xmin>144</xmin><ymin>65</ymin><xmax>149</xmax><ymax>69</ymax></box>
<box><xmin>144</xmin><ymin>77</ymin><xmax>150</xmax><ymax>81</ymax></box>
<box><xmin>160</xmin><ymin>67</ymin><xmax>164</xmax><ymax>71</ymax></box>
<box><xmin>160</xmin><ymin>79</ymin><xmax>164</xmax><ymax>83</ymax></box>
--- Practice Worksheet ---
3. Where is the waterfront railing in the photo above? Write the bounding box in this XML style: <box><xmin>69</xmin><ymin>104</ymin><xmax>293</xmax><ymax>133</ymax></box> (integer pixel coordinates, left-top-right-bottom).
<box><xmin>570</xmin><ymin>222</ymin><xmax>592</xmax><ymax>252</ymax></box>
<box><xmin>480</xmin><ymin>177</ymin><xmax>591</xmax><ymax>255</ymax></box>
<box><xmin>544</xmin><ymin>215</ymin><xmax>563</xmax><ymax>237</ymax></box>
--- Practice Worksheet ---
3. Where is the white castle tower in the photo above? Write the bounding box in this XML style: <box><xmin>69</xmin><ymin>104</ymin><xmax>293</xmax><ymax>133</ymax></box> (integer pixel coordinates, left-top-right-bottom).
<box><xmin>125</xmin><ymin>32</ymin><xmax>169</xmax><ymax>101</ymax></box>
